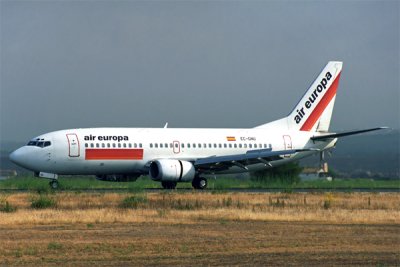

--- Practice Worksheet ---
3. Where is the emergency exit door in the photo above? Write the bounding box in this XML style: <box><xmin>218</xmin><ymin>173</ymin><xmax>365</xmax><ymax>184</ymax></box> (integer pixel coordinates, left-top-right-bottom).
<box><xmin>282</xmin><ymin>135</ymin><xmax>292</xmax><ymax>158</ymax></box>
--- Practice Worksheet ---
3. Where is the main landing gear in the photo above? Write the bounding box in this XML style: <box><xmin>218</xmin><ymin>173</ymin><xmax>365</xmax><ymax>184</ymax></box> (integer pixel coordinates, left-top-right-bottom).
<box><xmin>161</xmin><ymin>177</ymin><xmax>208</xmax><ymax>190</ymax></box>
<box><xmin>192</xmin><ymin>177</ymin><xmax>207</xmax><ymax>190</ymax></box>
<box><xmin>49</xmin><ymin>180</ymin><xmax>59</xmax><ymax>189</ymax></box>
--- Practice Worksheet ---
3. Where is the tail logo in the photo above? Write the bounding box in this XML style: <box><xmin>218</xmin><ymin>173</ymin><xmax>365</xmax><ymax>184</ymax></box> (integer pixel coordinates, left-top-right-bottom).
<box><xmin>294</xmin><ymin>72</ymin><xmax>333</xmax><ymax>124</ymax></box>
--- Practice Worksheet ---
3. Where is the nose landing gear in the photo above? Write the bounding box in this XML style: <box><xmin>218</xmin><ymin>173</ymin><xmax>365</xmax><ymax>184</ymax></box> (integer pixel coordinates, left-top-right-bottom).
<box><xmin>49</xmin><ymin>180</ymin><xmax>59</xmax><ymax>189</ymax></box>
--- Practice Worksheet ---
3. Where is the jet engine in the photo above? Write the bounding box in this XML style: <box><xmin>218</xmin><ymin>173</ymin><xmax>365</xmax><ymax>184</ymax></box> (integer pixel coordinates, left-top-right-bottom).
<box><xmin>149</xmin><ymin>159</ymin><xmax>195</xmax><ymax>182</ymax></box>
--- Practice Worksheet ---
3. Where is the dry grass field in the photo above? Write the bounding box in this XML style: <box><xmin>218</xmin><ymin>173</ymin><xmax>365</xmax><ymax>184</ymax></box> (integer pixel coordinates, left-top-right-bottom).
<box><xmin>0</xmin><ymin>192</ymin><xmax>399</xmax><ymax>266</ymax></box>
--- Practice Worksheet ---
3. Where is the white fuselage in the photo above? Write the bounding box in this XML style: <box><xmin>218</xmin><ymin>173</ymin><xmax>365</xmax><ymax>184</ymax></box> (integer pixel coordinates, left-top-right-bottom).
<box><xmin>10</xmin><ymin>127</ymin><xmax>335</xmax><ymax>176</ymax></box>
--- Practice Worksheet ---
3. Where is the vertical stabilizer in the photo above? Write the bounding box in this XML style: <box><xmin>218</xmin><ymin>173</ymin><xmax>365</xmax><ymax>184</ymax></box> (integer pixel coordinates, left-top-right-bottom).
<box><xmin>255</xmin><ymin>61</ymin><xmax>342</xmax><ymax>131</ymax></box>
<box><xmin>289</xmin><ymin>61</ymin><xmax>342</xmax><ymax>132</ymax></box>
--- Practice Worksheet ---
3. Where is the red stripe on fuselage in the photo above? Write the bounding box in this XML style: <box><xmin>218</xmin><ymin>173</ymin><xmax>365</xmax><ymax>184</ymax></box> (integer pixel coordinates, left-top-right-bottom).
<box><xmin>85</xmin><ymin>149</ymin><xmax>144</xmax><ymax>160</ymax></box>
<box><xmin>300</xmin><ymin>72</ymin><xmax>341</xmax><ymax>131</ymax></box>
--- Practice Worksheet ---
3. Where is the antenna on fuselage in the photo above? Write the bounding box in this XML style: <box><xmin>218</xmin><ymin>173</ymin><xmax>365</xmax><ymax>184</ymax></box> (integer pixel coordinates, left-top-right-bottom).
<box><xmin>164</xmin><ymin>122</ymin><xmax>168</xmax><ymax>128</ymax></box>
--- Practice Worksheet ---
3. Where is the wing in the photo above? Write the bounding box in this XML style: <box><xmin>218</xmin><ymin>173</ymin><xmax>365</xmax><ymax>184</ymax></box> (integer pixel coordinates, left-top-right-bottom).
<box><xmin>194</xmin><ymin>148</ymin><xmax>318</xmax><ymax>173</ymax></box>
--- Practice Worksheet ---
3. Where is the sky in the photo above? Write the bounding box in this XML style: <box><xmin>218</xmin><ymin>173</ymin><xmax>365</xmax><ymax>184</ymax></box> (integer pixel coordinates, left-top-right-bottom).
<box><xmin>1</xmin><ymin>1</ymin><xmax>399</xmax><ymax>142</ymax></box>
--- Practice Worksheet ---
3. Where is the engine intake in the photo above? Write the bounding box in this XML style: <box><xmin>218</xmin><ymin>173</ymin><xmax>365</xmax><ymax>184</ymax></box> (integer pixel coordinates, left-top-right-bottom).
<box><xmin>149</xmin><ymin>159</ymin><xmax>195</xmax><ymax>182</ymax></box>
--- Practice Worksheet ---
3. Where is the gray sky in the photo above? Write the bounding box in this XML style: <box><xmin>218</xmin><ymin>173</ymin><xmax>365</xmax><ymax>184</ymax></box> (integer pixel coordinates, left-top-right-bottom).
<box><xmin>1</xmin><ymin>1</ymin><xmax>399</xmax><ymax>142</ymax></box>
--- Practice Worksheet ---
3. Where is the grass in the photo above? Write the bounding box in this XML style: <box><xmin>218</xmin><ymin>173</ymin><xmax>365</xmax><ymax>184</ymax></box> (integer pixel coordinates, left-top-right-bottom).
<box><xmin>0</xmin><ymin>191</ymin><xmax>398</xmax><ymax>265</ymax></box>
<box><xmin>30</xmin><ymin>194</ymin><xmax>57</xmax><ymax>209</ymax></box>
<box><xmin>119</xmin><ymin>194</ymin><xmax>148</xmax><ymax>209</ymax></box>
<box><xmin>0</xmin><ymin>197</ymin><xmax>17</xmax><ymax>213</ymax></box>
<box><xmin>0</xmin><ymin>175</ymin><xmax>398</xmax><ymax>191</ymax></box>
<box><xmin>0</xmin><ymin>192</ymin><xmax>398</xmax><ymax>224</ymax></box>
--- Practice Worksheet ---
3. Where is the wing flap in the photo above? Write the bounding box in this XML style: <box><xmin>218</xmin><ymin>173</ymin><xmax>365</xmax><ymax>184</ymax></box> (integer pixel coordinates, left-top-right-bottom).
<box><xmin>194</xmin><ymin>148</ymin><xmax>318</xmax><ymax>172</ymax></box>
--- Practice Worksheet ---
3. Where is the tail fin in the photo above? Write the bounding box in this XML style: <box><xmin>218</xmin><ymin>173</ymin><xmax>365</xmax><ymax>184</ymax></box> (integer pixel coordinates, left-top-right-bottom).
<box><xmin>290</xmin><ymin>61</ymin><xmax>342</xmax><ymax>132</ymax></box>
<box><xmin>256</xmin><ymin>61</ymin><xmax>343</xmax><ymax>132</ymax></box>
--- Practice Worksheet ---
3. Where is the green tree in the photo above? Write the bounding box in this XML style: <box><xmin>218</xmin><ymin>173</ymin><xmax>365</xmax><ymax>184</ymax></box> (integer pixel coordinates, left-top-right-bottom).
<box><xmin>251</xmin><ymin>162</ymin><xmax>303</xmax><ymax>185</ymax></box>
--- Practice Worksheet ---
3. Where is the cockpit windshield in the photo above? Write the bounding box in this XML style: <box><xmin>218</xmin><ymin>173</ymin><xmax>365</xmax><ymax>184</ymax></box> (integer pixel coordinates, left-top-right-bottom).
<box><xmin>27</xmin><ymin>139</ymin><xmax>51</xmax><ymax>148</ymax></box>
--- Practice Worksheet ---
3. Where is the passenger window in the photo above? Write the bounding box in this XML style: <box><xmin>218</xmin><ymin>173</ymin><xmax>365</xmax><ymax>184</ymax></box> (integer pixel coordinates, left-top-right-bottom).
<box><xmin>254</xmin><ymin>144</ymin><xmax>257</xmax><ymax>148</ymax></box>
<box><xmin>187</xmin><ymin>144</ymin><xmax>191</xmax><ymax>148</ymax></box>
<box><xmin>175</xmin><ymin>143</ymin><xmax>178</xmax><ymax>148</ymax></box>
<box><xmin>165</xmin><ymin>143</ymin><xmax>168</xmax><ymax>148</ymax></box>
<box><xmin>102</xmin><ymin>143</ymin><xmax>105</xmax><ymax>148</ymax></box>
<box><xmin>264</xmin><ymin>144</ymin><xmax>267</xmax><ymax>148</ymax></box>
<box><xmin>218</xmin><ymin>144</ymin><xmax>222</xmax><ymax>148</ymax></box>
<box><xmin>244</xmin><ymin>144</ymin><xmax>247</xmax><ymax>148</ymax></box>
<box><xmin>269</xmin><ymin>144</ymin><xmax>272</xmax><ymax>148</ymax></box>
<box><xmin>90</xmin><ymin>143</ymin><xmax>94</xmax><ymax>148</ymax></box>
<box><xmin>193</xmin><ymin>144</ymin><xmax>196</xmax><ymax>148</ymax></box>
<box><xmin>224</xmin><ymin>144</ymin><xmax>227</xmax><ymax>148</ymax></box>
<box><xmin>107</xmin><ymin>143</ymin><xmax>111</xmax><ymax>148</ymax></box>
<box><xmin>203</xmin><ymin>143</ymin><xmax>206</xmax><ymax>148</ymax></box>
<box><xmin>134</xmin><ymin>143</ymin><xmax>137</xmax><ymax>148</ymax></box>
<box><xmin>198</xmin><ymin>144</ymin><xmax>201</xmax><ymax>148</ymax></box>
<box><xmin>213</xmin><ymin>144</ymin><xmax>217</xmax><ymax>148</ymax></box>
<box><xmin>249</xmin><ymin>144</ymin><xmax>252</xmax><ymax>148</ymax></box>
<box><xmin>139</xmin><ymin>143</ymin><xmax>142</xmax><ymax>148</ymax></box>
<box><xmin>160</xmin><ymin>143</ymin><xmax>163</xmax><ymax>148</ymax></box>
<box><xmin>85</xmin><ymin>143</ymin><xmax>88</xmax><ymax>148</ymax></box>
<box><xmin>150</xmin><ymin>143</ymin><xmax>153</xmax><ymax>148</ymax></box>
<box><xmin>112</xmin><ymin>143</ymin><xmax>116</xmax><ymax>148</ymax></box>
<box><xmin>229</xmin><ymin>144</ymin><xmax>232</xmax><ymax>148</ymax></box>
<box><xmin>239</xmin><ymin>144</ymin><xmax>242</xmax><ymax>148</ymax></box>
<box><xmin>118</xmin><ymin>143</ymin><xmax>121</xmax><ymax>148</ymax></box>
<box><xmin>124</xmin><ymin>143</ymin><xmax>127</xmax><ymax>148</ymax></box>
<box><xmin>234</xmin><ymin>144</ymin><xmax>237</xmax><ymax>148</ymax></box>
<box><xmin>182</xmin><ymin>143</ymin><xmax>185</xmax><ymax>148</ymax></box>
<box><xmin>128</xmin><ymin>143</ymin><xmax>132</xmax><ymax>148</ymax></box>
<box><xmin>208</xmin><ymin>144</ymin><xmax>212</xmax><ymax>148</ymax></box>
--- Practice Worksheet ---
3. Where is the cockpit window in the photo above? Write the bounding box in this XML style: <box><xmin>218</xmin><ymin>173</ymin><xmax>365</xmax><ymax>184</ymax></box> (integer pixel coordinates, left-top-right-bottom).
<box><xmin>27</xmin><ymin>140</ymin><xmax>51</xmax><ymax>148</ymax></box>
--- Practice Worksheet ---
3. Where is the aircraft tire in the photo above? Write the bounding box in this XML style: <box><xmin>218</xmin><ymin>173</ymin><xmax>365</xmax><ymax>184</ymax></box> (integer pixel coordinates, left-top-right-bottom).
<box><xmin>49</xmin><ymin>180</ymin><xmax>59</xmax><ymax>189</ymax></box>
<box><xmin>192</xmin><ymin>177</ymin><xmax>207</xmax><ymax>190</ymax></box>
<box><xmin>161</xmin><ymin>181</ymin><xmax>177</xmax><ymax>189</ymax></box>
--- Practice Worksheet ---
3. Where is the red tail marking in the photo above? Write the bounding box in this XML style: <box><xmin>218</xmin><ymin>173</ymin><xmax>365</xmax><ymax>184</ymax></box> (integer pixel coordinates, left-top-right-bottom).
<box><xmin>300</xmin><ymin>72</ymin><xmax>341</xmax><ymax>131</ymax></box>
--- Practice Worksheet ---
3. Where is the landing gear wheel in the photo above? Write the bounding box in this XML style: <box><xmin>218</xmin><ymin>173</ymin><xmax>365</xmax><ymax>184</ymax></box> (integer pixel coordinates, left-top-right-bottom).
<box><xmin>192</xmin><ymin>177</ymin><xmax>207</xmax><ymax>190</ymax></box>
<box><xmin>161</xmin><ymin>181</ymin><xmax>177</xmax><ymax>189</ymax></box>
<box><xmin>49</xmin><ymin>180</ymin><xmax>59</xmax><ymax>189</ymax></box>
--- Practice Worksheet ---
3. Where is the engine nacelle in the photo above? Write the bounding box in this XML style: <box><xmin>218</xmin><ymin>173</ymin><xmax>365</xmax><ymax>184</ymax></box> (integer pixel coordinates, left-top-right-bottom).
<box><xmin>96</xmin><ymin>174</ymin><xmax>141</xmax><ymax>182</ymax></box>
<box><xmin>149</xmin><ymin>159</ymin><xmax>195</xmax><ymax>182</ymax></box>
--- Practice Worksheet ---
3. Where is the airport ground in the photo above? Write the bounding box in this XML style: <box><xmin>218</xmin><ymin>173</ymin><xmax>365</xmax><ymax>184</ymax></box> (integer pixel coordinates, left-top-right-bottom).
<box><xmin>0</xmin><ymin>191</ymin><xmax>399</xmax><ymax>266</ymax></box>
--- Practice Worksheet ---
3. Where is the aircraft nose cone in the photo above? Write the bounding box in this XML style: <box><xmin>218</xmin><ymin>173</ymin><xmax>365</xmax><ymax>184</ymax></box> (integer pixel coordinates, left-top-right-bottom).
<box><xmin>9</xmin><ymin>149</ymin><xmax>22</xmax><ymax>165</ymax></box>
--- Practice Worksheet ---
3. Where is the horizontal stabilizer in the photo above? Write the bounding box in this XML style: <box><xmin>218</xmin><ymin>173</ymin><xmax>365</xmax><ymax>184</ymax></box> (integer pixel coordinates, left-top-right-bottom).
<box><xmin>311</xmin><ymin>127</ymin><xmax>389</xmax><ymax>141</ymax></box>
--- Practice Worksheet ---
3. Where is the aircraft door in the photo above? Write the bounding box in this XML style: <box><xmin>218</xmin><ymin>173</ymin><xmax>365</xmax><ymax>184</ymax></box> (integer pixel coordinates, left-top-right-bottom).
<box><xmin>282</xmin><ymin>135</ymin><xmax>292</xmax><ymax>158</ymax></box>
<box><xmin>172</xmin><ymin>141</ymin><xmax>180</xmax><ymax>154</ymax></box>
<box><xmin>66</xmin><ymin>134</ymin><xmax>80</xmax><ymax>157</ymax></box>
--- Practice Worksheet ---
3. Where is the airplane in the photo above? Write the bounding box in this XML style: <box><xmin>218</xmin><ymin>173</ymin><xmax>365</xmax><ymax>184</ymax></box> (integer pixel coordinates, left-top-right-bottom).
<box><xmin>9</xmin><ymin>61</ymin><xmax>387</xmax><ymax>189</ymax></box>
